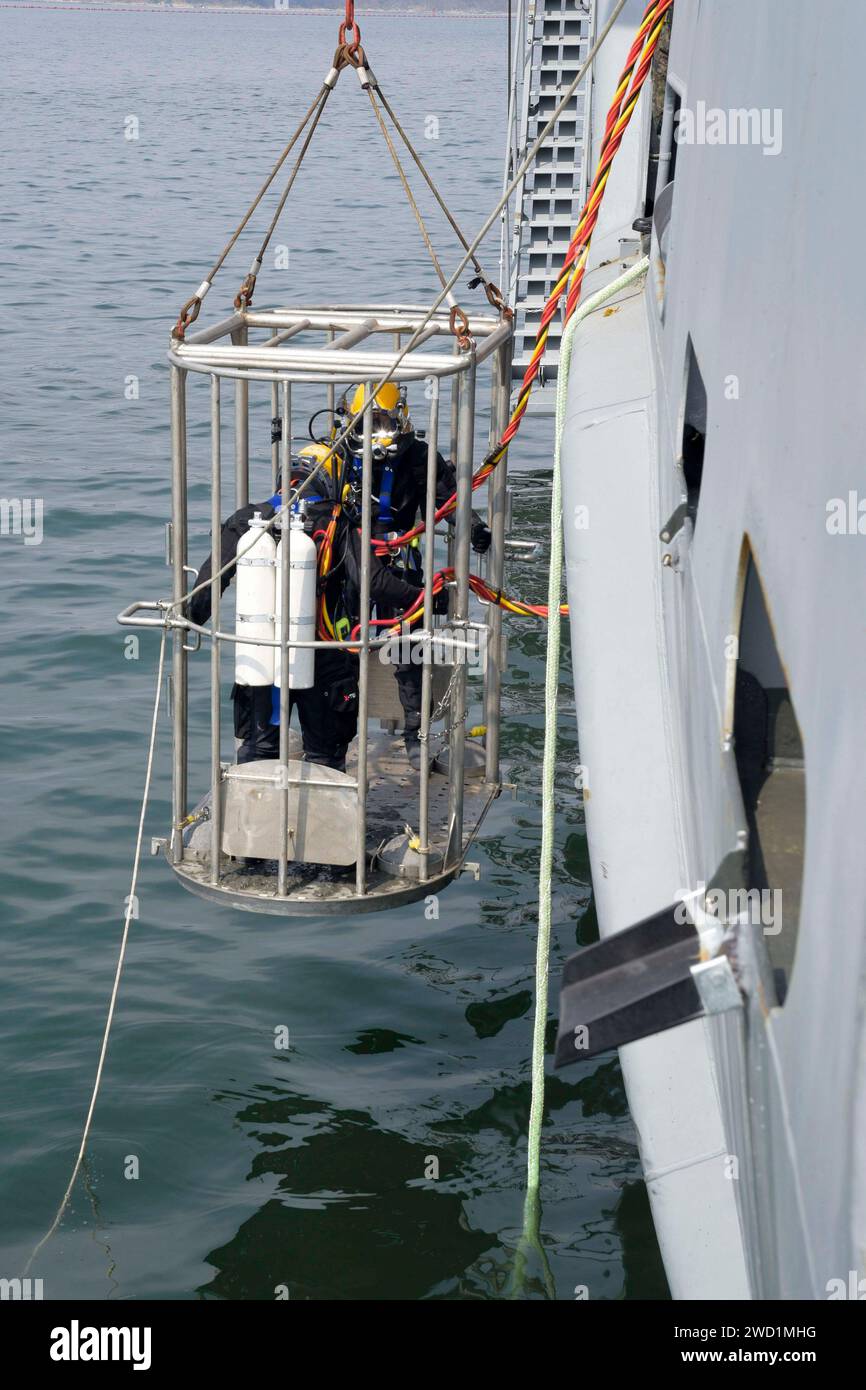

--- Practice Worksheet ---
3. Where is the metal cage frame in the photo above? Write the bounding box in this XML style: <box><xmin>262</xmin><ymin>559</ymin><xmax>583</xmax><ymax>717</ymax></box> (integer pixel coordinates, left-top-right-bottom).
<box><xmin>119</xmin><ymin>303</ymin><xmax>515</xmax><ymax>915</ymax></box>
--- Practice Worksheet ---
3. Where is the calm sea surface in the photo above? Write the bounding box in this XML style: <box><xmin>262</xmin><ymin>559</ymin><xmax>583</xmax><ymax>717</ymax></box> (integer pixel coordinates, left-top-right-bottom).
<box><xmin>0</xmin><ymin>5</ymin><xmax>667</xmax><ymax>1299</ymax></box>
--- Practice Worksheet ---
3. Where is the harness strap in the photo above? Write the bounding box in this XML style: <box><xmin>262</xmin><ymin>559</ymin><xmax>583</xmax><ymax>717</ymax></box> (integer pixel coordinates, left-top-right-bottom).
<box><xmin>377</xmin><ymin>459</ymin><xmax>396</xmax><ymax>526</ymax></box>
<box><xmin>267</xmin><ymin>492</ymin><xmax>324</xmax><ymax>510</ymax></box>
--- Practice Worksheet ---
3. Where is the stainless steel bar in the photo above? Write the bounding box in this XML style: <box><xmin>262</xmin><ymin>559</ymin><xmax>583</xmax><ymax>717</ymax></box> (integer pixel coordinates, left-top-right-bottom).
<box><xmin>172</xmin><ymin>621</ymin><xmax>401</xmax><ymax>651</ymax></box>
<box><xmin>244</xmin><ymin>308</ymin><xmax>489</xmax><ymax>332</ymax></box>
<box><xmin>270</xmin><ymin>381</ymin><xmax>279</xmax><ymax>492</ymax></box>
<box><xmin>184</xmin><ymin>311</ymin><xmax>244</xmax><ymax>346</ymax></box>
<box><xmin>168</xmin><ymin>360</ymin><xmax>458</xmax><ymax>387</ymax></box>
<box><xmin>231</xmin><ymin>325</ymin><xmax>249</xmax><ymax>508</ymax></box>
<box><xmin>329</xmin><ymin>318</ymin><xmax>378</xmax><ymax>350</ymax></box>
<box><xmin>484</xmin><ymin>332</ymin><xmax>513</xmax><ymax>783</ymax></box>
<box><xmin>284</xmin><ymin>382</ymin><xmax>293</xmax><ymax>478</ymax></box>
<box><xmin>418</xmin><ymin>385</ymin><xmax>440</xmax><ymax>878</ymax></box>
<box><xmin>447</xmin><ymin>342</ymin><xmax>460</xmax><ymax>615</ymax></box>
<box><xmin>169</xmin><ymin>365</ymin><xmax>189</xmax><ymax>865</ymax></box>
<box><xmin>326</xmin><ymin>328</ymin><xmax>335</xmax><ymax>417</ymax></box>
<box><xmin>252</xmin><ymin>302</ymin><xmax>456</xmax><ymax>315</ymax></box>
<box><xmin>228</xmin><ymin>769</ymin><xmax>359</xmax><ymax>791</ymax></box>
<box><xmin>263</xmin><ymin>319</ymin><xmax>312</xmax><ymax>349</ymax></box>
<box><xmin>263</xmin><ymin>321</ymin><xmax>439</xmax><ymax>353</ymax></box>
<box><xmin>398</xmin><ymin>324</ymin><xmax>439</xmax><ymax>351</ymax></box>
<box><xmin>447</xmin><ymin>354</ymin><xmax>476</xmax><ymax>861</ymax></box>
<box><xmin>470</xmin><ymin>320</ymin><xmax>514</xmax><ymax>366</ymax></box>
<box><xmin>354</xmin><ymin>385</ymin><xmax>374</xmax><ymax>895</ymax></box>
<box><xmin>176</xmin><ymin>344</ymin><xmax>473</xmax><ymax>375</ymax></box>
<box><xmin>503</xmin><ymin>539</ymin><xmax>542</xmax><ymax>553</ymax></box>
<box><xmin>117</xmin><ymin>600</ymin><xmax>167</xmax><ymax>628</ymax></box>
<box><xmin>400</xmin><ymin>628</ymin><xmax>482</xmax><ymax>655</ymax></box>
<box><xmin>184</xmin><ymin>321</ymin><xmax>506</xmax><ymax>373</ymax></box>
<box><xmin>209</xmin><ymin>375</ymin><xmax>223</xmax><ymax>886</ymax></box>
<box><xmin>449</xmin><ymin>341</ymin><xmax>460</xmax><ymax>459</ymax></box>
<box><xmin>277</xmin><ymin>381</ymin><xmax>292</xmax><ymax>896</ymax></box>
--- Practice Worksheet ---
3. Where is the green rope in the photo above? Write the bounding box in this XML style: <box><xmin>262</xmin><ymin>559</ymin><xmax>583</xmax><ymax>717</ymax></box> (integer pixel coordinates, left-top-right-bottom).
<box><xmin>511</xmin><ymin>256</ymin><xmax>650</xmax><ymax>1299</ymax></box>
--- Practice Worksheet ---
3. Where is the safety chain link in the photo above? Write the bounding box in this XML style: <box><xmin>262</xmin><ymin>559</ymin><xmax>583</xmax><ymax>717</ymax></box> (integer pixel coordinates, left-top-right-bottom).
<box><xmin>339</xmin><ymin>0</ymin><xmax>361</xmax><ymax>51</ymax></box>
<box><xmin>448</xmin><ymin>304</ymin><xmax>472</xmax><ymax>351</ymax></box>
<box><xmin>418</xmin><ymin>660</ymin><xmax>466</xmax><ymax>747</ymax></box>
<box><xmin>174</xmin><ymin>294</ymin><xmax>202</xmax><ymax>340</ymax></box>
<box><xmin>234</xmin><ymin>274</ymin><xmax>256</xmax><ymax>312</ymax></box>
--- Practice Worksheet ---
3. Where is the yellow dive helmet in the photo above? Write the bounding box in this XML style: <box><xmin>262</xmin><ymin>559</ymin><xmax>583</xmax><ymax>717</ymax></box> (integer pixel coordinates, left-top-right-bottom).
<box><xmin>344</xmin><ymin>381</ymin><xmax>412</xmax><ymax>461</ymax></box>
<box><xmin>296</xmin><ymin>442</ymin><xmax>335</xmax><ymax>476</ymax></box>
<box><xmin>287</xmin><ymin>442</ymin><xmax>337</xmax><ymax>499</ymax></box>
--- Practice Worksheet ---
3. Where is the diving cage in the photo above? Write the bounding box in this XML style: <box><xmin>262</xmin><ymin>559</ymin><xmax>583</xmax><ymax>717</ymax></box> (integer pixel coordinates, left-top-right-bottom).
<box><xmin>119</xmin><ymin>303</ymin><xmax>515</xmax><ymax>915</ymax></box>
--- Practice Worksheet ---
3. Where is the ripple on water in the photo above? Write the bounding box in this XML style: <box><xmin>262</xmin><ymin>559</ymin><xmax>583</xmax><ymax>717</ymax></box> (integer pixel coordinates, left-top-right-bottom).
<box><xmin>0</xmin><ymin>6</ymin><xmax>665</xmax><ymax>1302</ymax></box>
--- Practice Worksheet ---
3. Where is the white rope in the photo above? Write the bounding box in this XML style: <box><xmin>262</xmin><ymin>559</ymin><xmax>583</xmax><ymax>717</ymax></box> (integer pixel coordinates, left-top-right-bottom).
<box><xmin>515</xmin><ymin>256</ymin><xmax>649</xmax><ymax>1292</ymax></box>
<box><xmin>24</xmin><ymin>627</ymin><xmax>168</xmax><ymax>1275</ymax></box>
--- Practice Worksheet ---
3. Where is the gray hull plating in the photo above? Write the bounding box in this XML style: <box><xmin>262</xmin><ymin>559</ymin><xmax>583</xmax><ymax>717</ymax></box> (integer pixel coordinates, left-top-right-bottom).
<box><xmin>560</xmin><ymin>0</ymin><xmax>866</xmax><ymax>1299</ymax></box>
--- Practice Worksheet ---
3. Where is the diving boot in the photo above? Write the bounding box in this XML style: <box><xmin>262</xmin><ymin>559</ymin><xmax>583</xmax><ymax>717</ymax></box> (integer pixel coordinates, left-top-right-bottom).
<box><xmin>403</xmin><ymin>720</ymin><xmax>428</xmax><ymax>772</ymax></box>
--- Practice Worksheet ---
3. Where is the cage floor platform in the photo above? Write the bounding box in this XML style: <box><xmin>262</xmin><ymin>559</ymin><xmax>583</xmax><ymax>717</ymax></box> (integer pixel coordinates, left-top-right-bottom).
<box><xmin>172</xmin><ymin>727</ymin><xmax>497</xmax><ymax>916</ymax></box>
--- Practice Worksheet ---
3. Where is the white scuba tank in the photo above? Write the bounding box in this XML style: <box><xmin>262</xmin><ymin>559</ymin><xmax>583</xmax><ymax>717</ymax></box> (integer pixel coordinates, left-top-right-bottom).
<box><xmin>274</xmin><ymin>506</ymin><xmax>317</xmax><ymax>690</ymax></box>
<box><xmin>234</xmin><ymin>512</ymin><xmax>276</xmax><ymax>686</ymax></box>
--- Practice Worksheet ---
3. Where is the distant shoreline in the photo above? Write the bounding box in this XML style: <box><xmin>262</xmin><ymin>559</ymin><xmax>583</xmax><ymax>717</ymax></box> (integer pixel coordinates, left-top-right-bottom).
<box><xmin>0</xmin><ymin>2</ymin><xmax>507</xmax><ymax>14</ymax></box>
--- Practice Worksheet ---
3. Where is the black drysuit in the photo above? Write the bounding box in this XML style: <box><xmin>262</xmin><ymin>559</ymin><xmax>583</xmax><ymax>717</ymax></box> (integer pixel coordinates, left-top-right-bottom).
<box><xmin>188</xmin><ymin>439</ymin><xmax>456</xmax><ymax>768</ymax></box>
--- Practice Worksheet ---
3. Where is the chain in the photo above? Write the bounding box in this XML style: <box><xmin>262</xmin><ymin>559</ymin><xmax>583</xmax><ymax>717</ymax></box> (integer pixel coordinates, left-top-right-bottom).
<box><xmin>418</xmin><ymin>660</ymin><xmax>466</xmax><ymax>747</ymax></box>
<box><xmin>339</xmin><ymin>0</ymin><xmax>361</xmax><ymax>50</ymax></box>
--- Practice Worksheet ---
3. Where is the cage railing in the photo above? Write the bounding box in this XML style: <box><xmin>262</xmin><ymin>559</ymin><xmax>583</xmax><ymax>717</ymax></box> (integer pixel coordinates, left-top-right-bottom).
<box><xmin>119</xmin><ymin>303</ymin><xmax>514</xmax><ymax>913</ymax></box>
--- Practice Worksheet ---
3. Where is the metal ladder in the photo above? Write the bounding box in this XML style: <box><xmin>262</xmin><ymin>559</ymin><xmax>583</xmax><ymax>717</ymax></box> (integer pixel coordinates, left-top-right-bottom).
<box><xmin>502</xmin><ymin>0</ymin><xmax>594</xmax><ymax>410</ymax></box>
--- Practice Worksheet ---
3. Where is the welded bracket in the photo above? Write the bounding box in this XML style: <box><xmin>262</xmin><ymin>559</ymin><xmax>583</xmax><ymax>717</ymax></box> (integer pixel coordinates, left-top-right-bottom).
<box><xmin>691</xmin><ymin>955</ymin><xmax>742</xmax><ymax>1015</ymax></box>
<box><xmin>554</xmin><ymin>895</ymin><xmax>744</xmax><ymax>1068</ymax></box>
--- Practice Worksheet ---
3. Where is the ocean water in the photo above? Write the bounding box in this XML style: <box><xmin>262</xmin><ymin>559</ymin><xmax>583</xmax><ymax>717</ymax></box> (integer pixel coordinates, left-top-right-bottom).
<box><xmin>0</xmin><ymin>5</ymin><xmax>667</xmax><ymax>1299</ymax></box>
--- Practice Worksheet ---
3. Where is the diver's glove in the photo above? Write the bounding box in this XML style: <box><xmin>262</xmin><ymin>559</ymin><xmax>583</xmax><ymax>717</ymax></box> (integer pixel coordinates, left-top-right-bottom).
<box><xmin>471</xmin><ymin>520</ymin><xmax>492</xmax><ymax>554</ymax></box>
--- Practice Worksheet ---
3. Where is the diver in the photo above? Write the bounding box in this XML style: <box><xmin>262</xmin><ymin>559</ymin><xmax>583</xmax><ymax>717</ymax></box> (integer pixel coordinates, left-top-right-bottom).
<box><xmin>335</xmin><ymin>381</ymin><xmax>491</xmax><ymax>767</ymax></box>
<box><xmin>188</xmin><ymin>382</ymin><xmax>490</xmax><ymax>774</ymax></box>
<box><xmin>187</xmin><ymin>450</ymin><xmax>361</xmax><ymax>771</ymax></box>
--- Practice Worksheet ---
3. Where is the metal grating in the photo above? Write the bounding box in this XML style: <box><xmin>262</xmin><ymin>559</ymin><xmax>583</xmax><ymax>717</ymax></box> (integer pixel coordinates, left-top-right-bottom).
<box><xmin>504</xmin><ymin>0</ymin><xmax>594</xmax><ymax>408</ymax></box>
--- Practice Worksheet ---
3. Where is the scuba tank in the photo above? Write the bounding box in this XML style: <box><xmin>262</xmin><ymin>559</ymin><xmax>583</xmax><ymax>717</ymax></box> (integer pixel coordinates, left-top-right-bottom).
<box><xmin>235</xmin><ymin>512</ymin><xmax>276</xmax><ymax>686</ymax></box>
<box><xmin>274</xmin><ymin>504</ymin><xmax>317</xmax><ymax>691</ymax></box>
